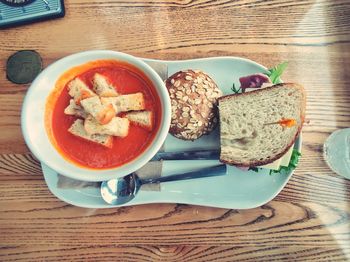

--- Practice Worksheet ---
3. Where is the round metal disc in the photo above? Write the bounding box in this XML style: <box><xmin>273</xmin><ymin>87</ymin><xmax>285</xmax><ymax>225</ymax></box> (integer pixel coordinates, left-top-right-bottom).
<box><xmin>6</xmin><ymin>50</ymin><xmax>43</xmax><ymax>84</ymax></box>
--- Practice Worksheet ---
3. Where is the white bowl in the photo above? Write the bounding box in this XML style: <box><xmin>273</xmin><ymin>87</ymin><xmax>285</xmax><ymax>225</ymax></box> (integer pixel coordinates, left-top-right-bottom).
<box><xmin>21</xmin><ymin>50</ymin><xmax>171</xmax><ymax>182</ymax></box>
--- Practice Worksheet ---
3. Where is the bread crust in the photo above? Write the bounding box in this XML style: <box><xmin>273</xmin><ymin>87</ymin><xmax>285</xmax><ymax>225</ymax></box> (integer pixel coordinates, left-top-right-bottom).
<box><xmin>219</xmin><ymin>83</ymin><xmax>306</xmax><ymax>167</ymax></box>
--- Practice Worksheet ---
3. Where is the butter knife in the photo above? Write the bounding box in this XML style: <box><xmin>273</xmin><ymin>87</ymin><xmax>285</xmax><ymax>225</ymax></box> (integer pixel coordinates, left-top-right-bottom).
<box><xmin>150</xmin><ymin>149</ymin><xmax>220</xmax><ymax>161</ymax></box>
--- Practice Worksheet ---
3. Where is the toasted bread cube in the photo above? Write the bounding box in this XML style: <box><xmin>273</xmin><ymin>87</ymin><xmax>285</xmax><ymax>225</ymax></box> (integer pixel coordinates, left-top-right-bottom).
<box><xmin>64</xmin><ymin>99</ymin><xmax>80</xmax><ymax>115</ymax></box>
<box><xmin>84</xmin><ymin>115</ymin><xmax>129</xmax><ymax>137</ymax></box>
<box><xmin>101</xmin><ymin>93</ymin><xmax>145</xmax><ymax>113</ymax></box>
<box><xmin>80</xmin><ymin>96</ymin><xmax>102</xmax><ymax>117</ymax></box>
<box><xmin>64</xmin><ymin>99</ymin><xmax>88</xmax><ymax>119</ymax></box>
<box><xmin>68</xmin><ymin>119</ymin><xmax>113</xmax><ymax>148</ymax></box>
<box><xmin>92</xmin><ymin>73</ymin><xmax>119</xmax><ymax>97</ymax></box>
<box><xmin>80</xmin><ymin>96</ymin><xmax>116</xmax><ymax>125</ymax></box>
<box><xmin>68</xmin><ymin>78</ymin><xmax>88</xmax><ymax>97</ymax></box>
<box><xmin>116</xmin><ymin>93</ymin><xmax>145</xmax><ymax>112</ymax></box>
<box><xmin>67</xmin><ymin>78</ymin><xmax>96</xmax><ymax>105</ymax></box>
<box><xmin>125</xmin><ymin>111</ymin><xmax>153</xmax><ymax>130</ymax></box>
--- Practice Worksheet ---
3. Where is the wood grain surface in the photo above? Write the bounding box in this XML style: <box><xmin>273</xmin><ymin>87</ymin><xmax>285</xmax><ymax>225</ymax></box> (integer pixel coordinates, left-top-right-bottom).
<box><xmin>1</xmin><ymin>0</ymin><xmax>350</xmax><ymax>261</ymax></box>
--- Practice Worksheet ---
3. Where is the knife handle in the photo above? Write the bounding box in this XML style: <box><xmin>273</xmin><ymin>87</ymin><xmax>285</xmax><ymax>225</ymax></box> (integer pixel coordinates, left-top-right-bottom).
<box><xmin>151</xmin><ymin>149</ymin><xmax>220</xmax><ymax>161</ymax></box>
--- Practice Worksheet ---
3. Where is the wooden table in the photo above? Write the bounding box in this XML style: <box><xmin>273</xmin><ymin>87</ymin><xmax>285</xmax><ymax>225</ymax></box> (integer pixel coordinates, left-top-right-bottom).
<box><xmin>1</xmin><ymin>0</ymin><xmax>350</xmax><ymax>261</ymax></box>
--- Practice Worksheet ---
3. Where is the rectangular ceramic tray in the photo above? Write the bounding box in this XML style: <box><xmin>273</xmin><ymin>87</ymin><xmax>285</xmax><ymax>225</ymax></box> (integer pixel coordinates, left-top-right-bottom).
<box><xmin>42</xmin><ymin>56</ymin><xmax>301</xmax><ymax>209</ymax></box>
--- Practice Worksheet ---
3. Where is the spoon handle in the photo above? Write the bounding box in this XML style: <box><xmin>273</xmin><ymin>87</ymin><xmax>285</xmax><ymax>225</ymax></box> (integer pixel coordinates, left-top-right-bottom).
<box><xmin>141</xmin><ymin>164</ymin><xmax>227</xmax><ymax>185</ymax></box>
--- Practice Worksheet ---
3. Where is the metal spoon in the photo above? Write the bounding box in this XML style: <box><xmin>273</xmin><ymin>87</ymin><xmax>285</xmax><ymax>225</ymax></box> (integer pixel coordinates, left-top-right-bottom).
<box><xmin>101</xmin><ymin>164</ymin><xmax>227</xmax><ymax>205</ymax></box>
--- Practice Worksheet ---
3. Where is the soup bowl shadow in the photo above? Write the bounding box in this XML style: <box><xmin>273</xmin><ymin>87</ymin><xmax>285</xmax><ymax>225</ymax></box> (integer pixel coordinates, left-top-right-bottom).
<box><xmin>21</xmin><ymin>50</ymin><xmax>171</xmax><ymax>182</ymax></box>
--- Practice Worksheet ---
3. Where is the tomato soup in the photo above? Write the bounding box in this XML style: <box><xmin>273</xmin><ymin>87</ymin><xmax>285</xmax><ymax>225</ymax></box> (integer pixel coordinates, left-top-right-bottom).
<box><xmin>45</xmin><ymin>60</ymin><xmax>162</xmax><ymax>169</ymax></box>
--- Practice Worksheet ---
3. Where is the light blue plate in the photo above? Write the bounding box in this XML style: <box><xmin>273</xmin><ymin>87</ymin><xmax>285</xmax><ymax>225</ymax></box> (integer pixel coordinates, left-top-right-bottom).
<box><xmin>42</xmin><ymin>56</ymin><xmax>302</xmax><ymax>209</ymax></box>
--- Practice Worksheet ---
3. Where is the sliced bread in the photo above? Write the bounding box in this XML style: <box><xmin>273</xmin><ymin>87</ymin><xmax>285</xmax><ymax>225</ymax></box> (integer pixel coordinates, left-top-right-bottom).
<box><xmin>68</xmin><ymin>119</ymin><xmax>113</xmax><ymax>148</ymax></box>
<box><xmin>218</xmin><ymin>83</ymin><xmax>306</xmax><ymax>167</ymax></box>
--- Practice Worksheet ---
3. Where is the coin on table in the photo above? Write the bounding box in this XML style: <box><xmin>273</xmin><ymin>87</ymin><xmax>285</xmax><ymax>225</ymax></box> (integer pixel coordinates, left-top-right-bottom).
<box><xmin>6</xmin><ymin>50</ymin><xmax>43</xmax><ymax>84</ymax></box>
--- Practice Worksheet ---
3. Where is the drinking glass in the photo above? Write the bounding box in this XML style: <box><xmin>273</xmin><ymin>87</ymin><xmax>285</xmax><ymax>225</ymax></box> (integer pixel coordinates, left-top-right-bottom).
<box><xmin>323</xmin><ymin>128</ymin><xmax>350</xmax><ymax>179</ymax></box>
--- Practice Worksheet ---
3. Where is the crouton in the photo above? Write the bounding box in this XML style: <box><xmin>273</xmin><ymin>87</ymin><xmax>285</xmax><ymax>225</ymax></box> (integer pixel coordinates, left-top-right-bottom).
<box><xmin>116</xmin><ymin>93</ymin><xmax>145</xmax><ymax>112</ymax></box>
<box><xmin>84</xmin><ymin>115</ymin><xmax>130</xmax><ymax>137</ymax></box>
<box><xmin>64</xmin><ymin>99</ymin><xmax>88</xmax><ymax>119</ymax></box>
<box><xmin>101</xmin><ymin>92</ymin><xmax>145</xmax><ymax>113</ymax></box>
<box><xmin>80</xmin><ymin>96</ymin><xmax>116</xmax><ymax>125</ymax></box>
<box><xmin>100</xmin><ymin>97</ymin><xmax>118</xmax><ymax>112</ymax></box>
<box><xmin>92</xmin><ymin>73</ymin><xmax>119</xmax><ymax>97</ymax></box>
<box><xmin>64</xmin><ymin>99</ymin><xmax>81</xmax><ymax>115</ymax></box>
<box><xmin>67</xmin><ymin>78</ymin><xmax>96</xmax><ymax>105</ymax></box>
<box><xmin>68</xmin><ymin>119</ymin><xmax>113</xmax><ymax>148</ymax></box>
<box><xmin>125</xmin><ymin>111</ymin><xmax>153</xmax><ymax>130</ymax></box>
<box><xmin>80</xmin><ymin>96</ymin><xmax>102</xmax><ymax>118</ymax></box>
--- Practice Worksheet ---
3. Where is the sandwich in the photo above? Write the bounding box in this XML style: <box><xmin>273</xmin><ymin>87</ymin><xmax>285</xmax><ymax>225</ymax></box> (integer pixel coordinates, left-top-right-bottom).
<box><xmin>218</xmin><ymin>83</ymin><xmax>306</xmax><ymax>168</ymax></box>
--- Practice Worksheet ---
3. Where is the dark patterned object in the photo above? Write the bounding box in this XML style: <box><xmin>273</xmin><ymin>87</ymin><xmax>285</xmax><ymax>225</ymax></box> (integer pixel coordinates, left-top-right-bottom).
<box><xmin>0</xmin><ymin>0</ymin><xmax>65</xmax><ymax>28</ymax></box>
<box><xmin>0</xmin><ymin>0</ymin><xmax>35</xmax><ymax>7</ymax></box>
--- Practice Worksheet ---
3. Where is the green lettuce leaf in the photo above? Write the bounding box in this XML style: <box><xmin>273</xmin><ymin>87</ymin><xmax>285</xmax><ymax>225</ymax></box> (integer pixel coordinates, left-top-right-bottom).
<box><xmin>269</xmin><ymin>149</ymin><xmax>301</xmax><ymax>175</ymax></box>
<box><xmin>265</xmin><ymin>61</ymin><xmax>288</xmax><ymax>84</ymax></box>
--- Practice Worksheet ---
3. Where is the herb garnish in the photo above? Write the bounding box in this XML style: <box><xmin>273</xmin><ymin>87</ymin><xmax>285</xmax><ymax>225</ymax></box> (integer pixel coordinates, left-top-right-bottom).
<box><xmin>231</xmin><ymin>61</ymin><xmax>288</xmax><ymax>94</ymax></box>
<box><xmin>265</xmin><ymin>61</ymin><xmax>288</xmax><ymax>84</ymax></box>
<box><xmin>231</xmin><ymin>83</ymin><xmax>241</xmax><ymax>94</ymax></box>
<box><xmin>269</xmin><ymin>149</ymin><xmax>301</xmax><ymax>175</ymax></box>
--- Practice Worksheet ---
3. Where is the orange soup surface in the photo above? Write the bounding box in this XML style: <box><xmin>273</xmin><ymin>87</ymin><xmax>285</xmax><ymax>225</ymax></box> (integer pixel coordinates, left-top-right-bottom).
<box><xmin>47</xmin><ymin>60</ymin><xmax>161</xmax><ymax>169</ymax></box>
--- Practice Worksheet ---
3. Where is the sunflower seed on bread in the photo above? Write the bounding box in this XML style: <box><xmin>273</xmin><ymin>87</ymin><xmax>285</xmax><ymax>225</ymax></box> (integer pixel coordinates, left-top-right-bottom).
<box><xmin>219</xmin><ymin>83</ymin><xmax>306</xmax><ymax>167</ymax></box>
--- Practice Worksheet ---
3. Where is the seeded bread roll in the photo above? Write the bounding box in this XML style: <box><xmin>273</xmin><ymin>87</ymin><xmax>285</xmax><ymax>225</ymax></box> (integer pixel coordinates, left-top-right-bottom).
<box><xmin>165</xmin><ymin>69</ymin><xmax>222</xmax><ymax>140</ymax></box>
